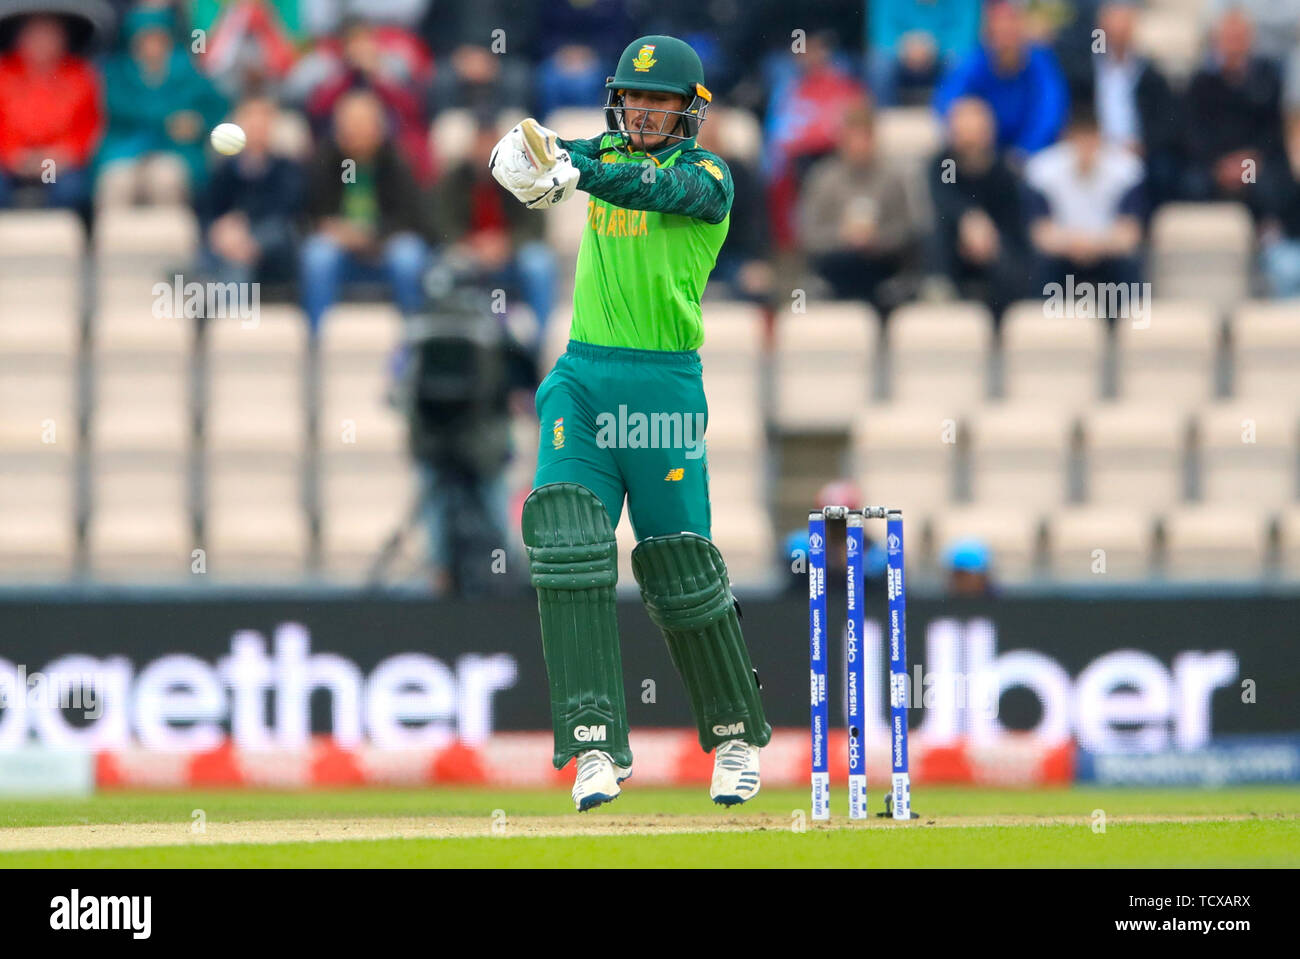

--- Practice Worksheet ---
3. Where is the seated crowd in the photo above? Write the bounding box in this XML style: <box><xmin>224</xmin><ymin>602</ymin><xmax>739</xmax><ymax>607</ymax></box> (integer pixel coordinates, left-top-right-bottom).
<box><xmin>2</xmin><ymin>0</ymin><xmax>1300</xmax><ymax>339</ymax></box>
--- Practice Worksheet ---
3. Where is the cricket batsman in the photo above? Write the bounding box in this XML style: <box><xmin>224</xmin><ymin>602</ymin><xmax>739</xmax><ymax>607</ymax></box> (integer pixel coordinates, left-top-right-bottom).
<box><xmin>490</xmin><ymin>35</ymin><xmax>771</xmax><ymax>811</ymax></box>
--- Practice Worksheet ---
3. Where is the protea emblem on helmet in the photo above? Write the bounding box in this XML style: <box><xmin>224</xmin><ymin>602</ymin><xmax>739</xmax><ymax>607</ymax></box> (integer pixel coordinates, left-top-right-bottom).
<box><xmin>605</xmin><ymin>35</ymin><xmax>712</xmax><ymax>151</ymax></box>
<box><xmin>632</xmin><ymin>44</ymin><xmax>657</xmax><ymax>71</ymax></box>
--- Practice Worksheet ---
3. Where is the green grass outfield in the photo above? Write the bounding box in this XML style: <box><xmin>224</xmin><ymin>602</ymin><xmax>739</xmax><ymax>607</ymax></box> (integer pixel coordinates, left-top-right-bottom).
<box><xmin>0</xmin><ymin>785</ymin><xmax>1296</xmax><ymax>867</ymax></box>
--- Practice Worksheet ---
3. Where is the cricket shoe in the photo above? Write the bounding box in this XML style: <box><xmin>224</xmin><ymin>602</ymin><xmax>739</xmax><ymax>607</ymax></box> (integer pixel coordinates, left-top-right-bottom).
<box><xmin>572</xmin><ymin>750</ymin><xmax>632</xmax><ymax>812</ymax></box>
<box><xmin>710</xmin><ymin>739</ymin><xmax>761</xmax><ymax>806</ymax></box>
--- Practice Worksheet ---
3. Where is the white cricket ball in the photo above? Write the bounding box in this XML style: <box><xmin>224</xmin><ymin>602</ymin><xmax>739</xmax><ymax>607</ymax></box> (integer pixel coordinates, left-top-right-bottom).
<box><xmin>210</xmin><ymin>122</ymin><xmax>247</xmax><ymax>156</ymax></box>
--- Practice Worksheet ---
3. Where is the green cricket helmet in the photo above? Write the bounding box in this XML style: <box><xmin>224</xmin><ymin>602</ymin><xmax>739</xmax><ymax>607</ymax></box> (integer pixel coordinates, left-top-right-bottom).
<box><xmin>604</xmin><ymin>35</ymin><xmax>713</xmax><ymax>150</ymax></box>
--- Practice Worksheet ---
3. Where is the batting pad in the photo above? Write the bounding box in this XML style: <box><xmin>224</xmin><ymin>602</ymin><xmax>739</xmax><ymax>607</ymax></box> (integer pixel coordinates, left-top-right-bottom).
<box><xmin>522</xmin><ymin>483</ymin><xmax>631</xmax><ymax>769</ymax></box>
<box><xmin>632</xmin><ymin>533</ymin><xmax>772</xmax><ymax>753</ymax></box>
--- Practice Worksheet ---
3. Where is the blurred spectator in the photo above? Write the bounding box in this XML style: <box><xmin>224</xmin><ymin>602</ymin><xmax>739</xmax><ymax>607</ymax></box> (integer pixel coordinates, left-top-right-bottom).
<box><xmin>435</xmin><ymin>119</ymin><xmax>556</xmax><ymax>344</ymax></box>
<box><xmin>925</xmin><ymin>97</ymin><xmax>1031</xmax><ymax>320</ymax></box>
<box><xmin>1210</xmin><ymin>1</ymin><xmax>1300</xmax><ymax>165</ymax></box>
<box><xmin>1259</xmin><ymin>181</ymin><xmax>1300</xmax><ymax>296</ymax></box>
<box><xmin>766</xmin><ymin>31</ymin><xmax>869</xmax><ymax>179</ymax></box>
<box><xmin>640</xmin><ymin>1</ymin><xmax>744</xmax><ymax>99</ymax></box>
<box><xmin>780</xmin><ymin>479</ymin><xmax>886</xmax><ymax>595</ymax></box>
<box><xmin>534</xmin><ymin>0</ymin><xmax>634</xmax><ymax>116</ymax></box>
<box><xmin>431</xmin><ymin>43</ymin><xmax>532</xmax><ymax>116</ymax></box>
<box><xmin>102</xmin><ymin>0</ymin><xmax>191</xmax><ymax>49</ymax></box>
<box><xmin>1024</xmin><ymin>102</ymin><xmax>1144</xmax><ymax>322</ymax></box>
<box><xmin>719</xmin><ymin>0</ymin><xmax>867</xmax><ymax>112</ymax></box>
<box><xmin>799</xmin><ymin>104</ymin><xmax>918</xmax><ymax>310</ymax></box>
<box><xmin>1182</xmin><ymin>7</ymin><xmax>1290</xmax><ymax>223</ymax></box>
<box><xmin>300</xmin><ymin>19</ymin><xmax>434</xmax><ymax>183</ymax></box>
<box><xmin>192</xmin><ymin>0</ymin><xmax>304</xmax><ymax>98</ymax></box>
<box><xmin>417</xmin><ymin>1</ymin><xmax>537</xmax><ymax>112</ymax></box>
<box><xmin>97</xmin><ymin>6</ymin><xmax>227</xmax><ymax>206</ymax></box>
<box><xmin>1065</xmin><ymin>1</ymin><xmax>1182</xmax><ymax>211</ymax></box>
<box><xmin>198</xmin><ymin>95</ymin><xmax>303</xmax><ymax>286</ymax></box>
<box><xmin>300</xmin><ymin>90</ymin><xmax>430</xmax><ymax>331</ymax></box>
<box><xmin>934</xmin><ymin>0</ymin><xmax>1069</xmax><ymax>157</ymax></box>
<box><xmin>1209</xmin><ymin>0</ymin><xmax>1300</xmax><ymax>65</ymax></box>
<box><xmin>419</xmin><ymin>0</ymin><xmax>540</xmax><ymax>60</ymax></box>
<box><xmin>765</xmin><ymin>30</ymin><xmax>869</xmax><ymax>248</ymax></box>
<box><xmin>300</xmin><ymin>0</ymin><xmax>430</xmax><ymax>35</ymax></box>
<box><xmin>944</xmin><ymin>537</ymin><xmax>994</xmax><ymax>597</ymax></box>
<box><xmin>868</xmin><ymin>0</ymin><xmax>981</xmax><ymax>107</ymax></box>
<box><xmin>695</xmin><ymin>107</ymin><xmax>773</xmax><ymax>303</ymax></box>
<box><xmin>1039</xmin><ymin>0</ymin><xmax>1102</xmax><ymax>79</ymax></box>
<box><xmin>0</xmin><ymin>12</ymin><xmax>102</xmax><ymax>214</ymax></box>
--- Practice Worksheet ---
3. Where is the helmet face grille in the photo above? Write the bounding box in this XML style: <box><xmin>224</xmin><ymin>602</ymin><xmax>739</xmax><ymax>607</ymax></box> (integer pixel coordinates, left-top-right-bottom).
<box><xmin>604</xmin><ymin>86</ymin><xmax>710</xmax><ymax>151</ymax></box>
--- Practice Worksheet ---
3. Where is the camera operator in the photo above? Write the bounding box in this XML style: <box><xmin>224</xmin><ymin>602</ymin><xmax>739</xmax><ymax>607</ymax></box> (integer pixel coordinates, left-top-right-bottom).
<box><xmin>392</xmin><ymin>271</ymin><xmax>537</xmax><ymax>597</ymax></box>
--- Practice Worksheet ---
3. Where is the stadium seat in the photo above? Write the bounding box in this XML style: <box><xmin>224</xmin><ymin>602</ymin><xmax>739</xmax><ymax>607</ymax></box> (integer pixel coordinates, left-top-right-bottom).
<box><xmin>888</xmin><ymin>302</ymin><xmax>993</xmax><ymax>406</ymax></box>
<box><xmin>271</xmin><ymin>108</ymin><xmax>313</xmax><ymax>160</ymax></box>
<box><xmin>0</xmin><ymin>360</ymin><xmax>76</xmax><ymax>455</ymax></box>
<box><xmin>431</xmin><ymin>108</ymin><xmax>476</xmax><ymax>170</ymax></box>
<box><xmin>772</xmin><ymin>302</ymin><xmax>877</xmax><ymax>431</ymax></box>
<box><xmin>927</xmin><ymin>504</ymin><xmax>1041</xmax><ymax>581</ymax></box>
<box><xmin>1113</xmin><ymin>300</ymin><xmax>1220</xmax><ymax>404</ymax></box>
<box><xmin>318</xmin><ymin>304</ymin><xmax>407</xmax><ymax>454</ymax></box>
<box><xmin>1000</xmin><ymin>301</ymin><xmax>1105</xmax><ymax>406</ymax></box>
<box><xmin>710</xmin><ymin>497</ymin><xmax>776</xmax><ymax>587</ymax></box>
<box><xmin>86</xmin><ymin>464</ymin><xmax>191</xmax><ymax>579</ymax></box>
<box><xmin>875</xmin><ymin>108</ymin><xmax>942</xmax><ymax>220</ymax></box>
<box><xmin>1135</xmin><ymin>6</ymin><xmax>1206</xmax><ymax>80</ymax></box>
<box><xmin>1150</xmin><ymin>205</ymin><xmax>1253</xmax><ymax>307</ymax></box>
<box><xmin>701</xmin><ymin>300</ymin><xmax>764</xmax><ymax>359</ymax></box>
<box><xmin>966</xmin><ymin>403</ymin><xmax>1074</xmax><ymax>509</ymax></box>
<box><xmin>0</xmin><ymin>289</ymin><xmax>79</xmax><ymax>354</ymax></box>
<box><xmin>206</xmin><ymin>306</ymin><xmax>307</xmax><ymax>454</ymax></box>
<box><xmin>714</xmin><ymin>108</ymin><xmax>761</xmax><ymax>163</ymax></box>
<box><xmin>1044</xmin><ymin>505</ymin><xmax>1156</xmax><ymax>580</ymax></box>
<box><xmin>852</xmin><ymin>406</ymin><xmax>960</xmax><ymax>517</ymax></box>
<box><xmin>1230</xmin><ymin>301</ymin><xmax>1300</xmax><ymax>404</ymax></box>
<box><xmin>1160</xmin><ymin>504</ymin><xmax>1271</xmax><ymax>580</ymax></box>
<box><xmin>92</xmin><ymin>354</ymin><xmax>189</xmax><ymax>453</ymax></box>
<box><xmin>1193</xmin><ymin>402</ymin><xmax>1297</xmax><ymax>505</ymax></box>
<box><xmin>1080</xmin><ymin>402</ymin><xmax>1190</xmax><ymax>508</ymax></box>
<box><xmin>875</xmin><ymin>108</ymin><xmax>943</xmax><ymax>165</ymax></box>
<box><xmin>93</xmin><ymin>304</ymin><xmax>191</xmax><ymax>355</ymax></box>
<box><xmin>319</xmin><ymin>452</ymin><xmax>417</xmax><ymax>578</ymax></box>
<box><xmin>543</xmin><ymin>108</ymin><xmax>605</xmax><ymax>143</ymax></box>
<box><xmin>204</xmin><ymin>459</ymin><xmax>308</xmax><ymax>577</ymax></box>
<box><xmin>0</xmin><ymin>210</ymin><xmax>83</xmax><ymax>321</ymax></box>
<box><xmin>700</xmin><ymin>300</ymin><xmax>765</xmax><ymax>475</ymax></box>
<box><xmin>0</xmin><ymin>459</ymin><xmax>76</xmax><ymax>577</ymax></box>
<box><xmin>93</xmin><ymin>206</ymin><xmax>198</xmax><ymax>310</ymax></box>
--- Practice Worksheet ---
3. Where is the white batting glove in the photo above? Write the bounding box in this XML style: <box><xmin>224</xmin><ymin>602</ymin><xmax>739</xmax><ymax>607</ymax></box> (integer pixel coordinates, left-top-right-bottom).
<box><xmin>489</xmin><ymin>127</ymin><xmax>535</xmax><ymax>193</ymax></box>
<box><xmin>489</xmin><ymin>119</ymin><xmax>580</xmax><ymax>209</ymax></box>
<box><xmin>520</xmin><ymin>155</ymin><xmax>580</xmax><ymax>209</ymax></box>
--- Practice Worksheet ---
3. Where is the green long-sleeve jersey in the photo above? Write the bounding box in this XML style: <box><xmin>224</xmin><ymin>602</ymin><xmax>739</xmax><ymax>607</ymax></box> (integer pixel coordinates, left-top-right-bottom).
<box><xmin>558</xmin><ymin>133</ymin><xmax>733</xmax><ymax>351</ymax></box>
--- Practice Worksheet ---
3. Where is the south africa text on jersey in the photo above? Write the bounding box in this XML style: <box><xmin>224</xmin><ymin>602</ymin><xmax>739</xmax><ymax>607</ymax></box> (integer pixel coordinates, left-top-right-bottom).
<box><xmin>586</xmin><ymin>200</ymin><xmax>651</xmax><ymax>237</ymax></box>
